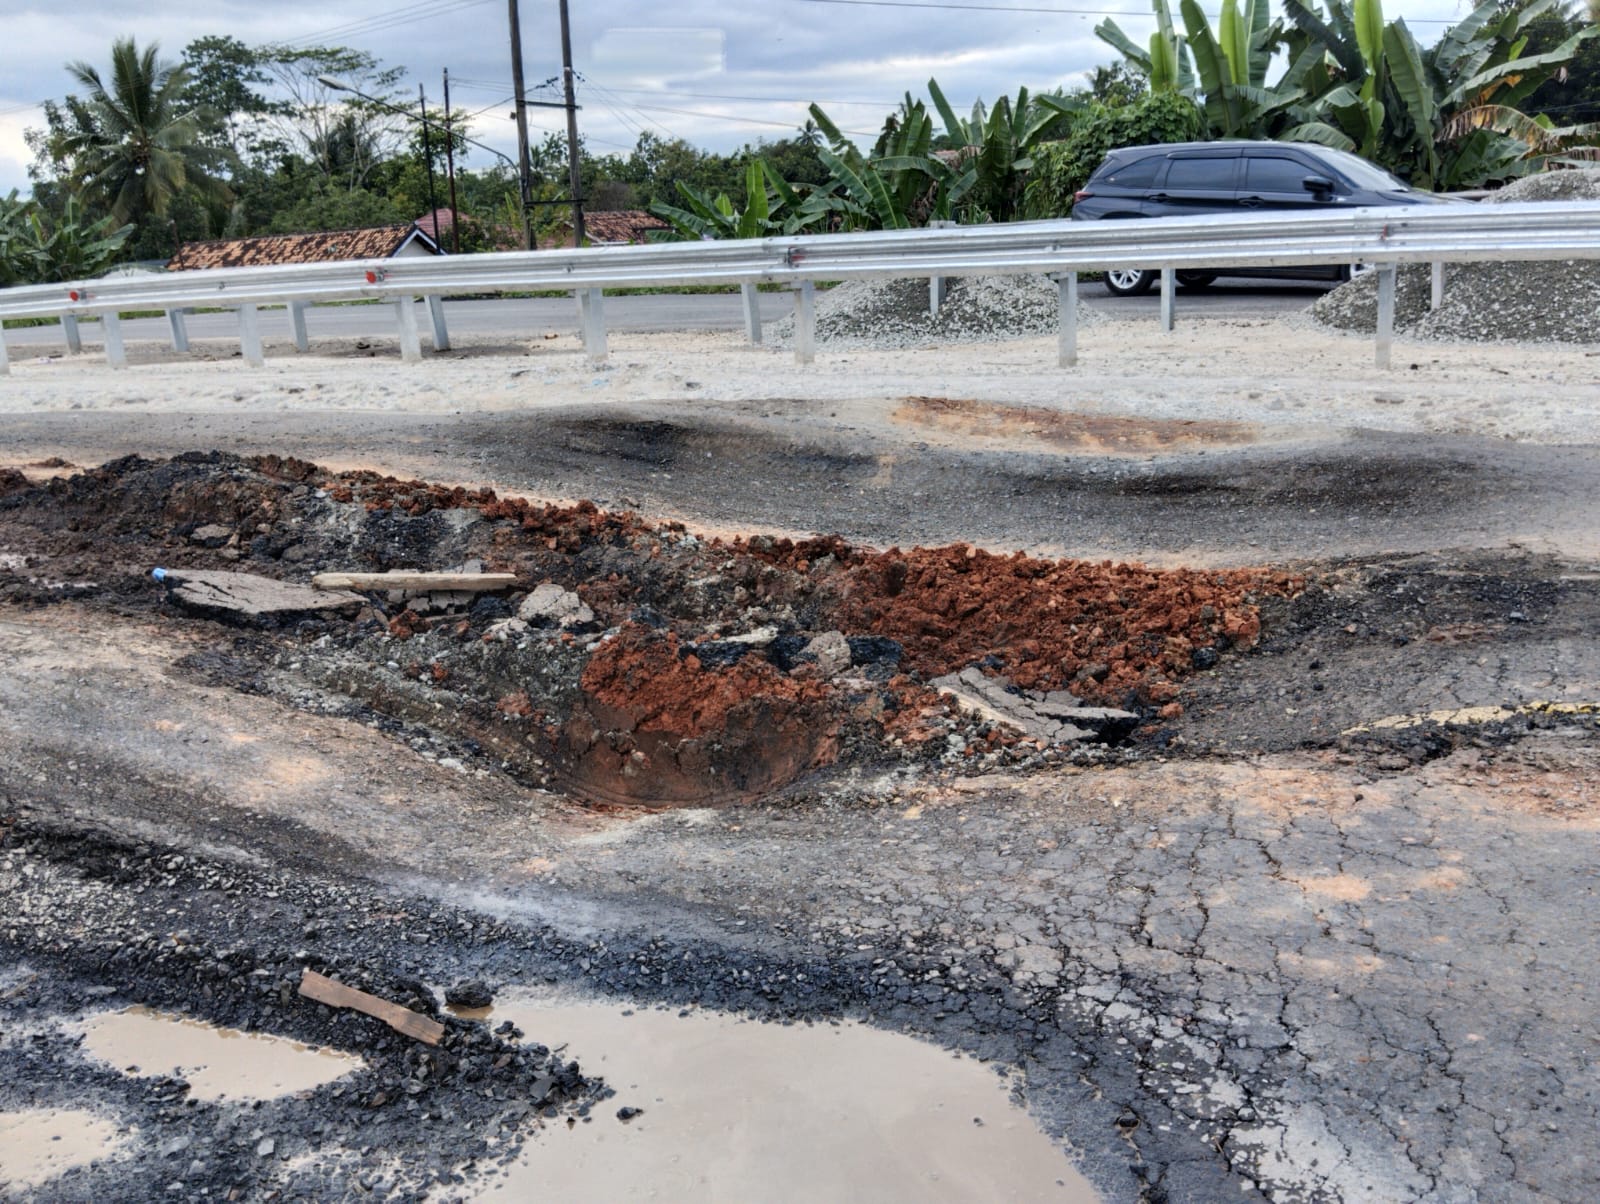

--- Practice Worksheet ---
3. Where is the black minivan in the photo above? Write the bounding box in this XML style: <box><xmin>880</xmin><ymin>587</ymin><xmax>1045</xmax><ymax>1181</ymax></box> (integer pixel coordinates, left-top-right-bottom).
<box><xmin>1069</xmin><ymin>140</ymin><xmax>1449</xmax><ymax>295</ymax></box>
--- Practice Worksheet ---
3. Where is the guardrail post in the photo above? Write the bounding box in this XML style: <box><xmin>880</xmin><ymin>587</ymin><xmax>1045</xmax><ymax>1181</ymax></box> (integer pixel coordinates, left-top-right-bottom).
<box><xmin>166</xmin><ymin>309</ymin><xmax>190</xmax><ymax>353</ymax></box>
<box><xmin>425</xmin><ymin>295</ymin><xmax>450</xmax><ymax>351</ymax></box>
<box><xmin>1056</xmin><ymin>272</ymin><xmax>1078</xmax><ymax>368</ymax></box>
<box><xmin>288</xmin><ymin>302</ymin><xmax>310</xmax><ymax>352</ymax></box>
<box><xmin>394</xmin><ymin>297</ymin><xmax>423</xmax><ymax>363</ymax></box>
<box><xmin>578</xmin><ymin>288</ymin><xmax>608</xmax><ymax>362</ymax></box>
<box><xmin>1430</xmin><ymin>260</ymin><xmax>1445</xmax><ymax>310</ymax></box>
<box><xmin>0</xmin><ymin>327</ymin><xmax>10</xmax><ymax>376</ymax></box>
<box><xmin>62</xmin><ymin>315</ymin><xmax>83</xmax><ymax>355</ymax></box>
<box><xmin>928</xmin><ymin>219</ymin><xmax>955</xmax><ymax>315</ymax></box>
<box><xmin>1375</xmin><ymin>264</ymin><xmax>1397</xmax><ymax>370</ymax></box>
<box><xmin>793</xmin><ymin>281</ymin><xmax>816</xmax><ymax>365</ymax></box>
<box><xmin>103</xmin><ymin>312</ymin><xmax>128</xmax><ymax>369</ymax></box>
<box><xmin>741</xmin><ymin>282</ymin><xmax>762</xmax><ymax>345</ymax></box>
<box><xmin>238</xmin><ymin>304</ymin><xmax>264</xmax><ymax>367</ymax></box>
<box><xmin>1159</xmin><ymin>267</ymin><xmax>1176</xmax><ymax>332</ymax></box>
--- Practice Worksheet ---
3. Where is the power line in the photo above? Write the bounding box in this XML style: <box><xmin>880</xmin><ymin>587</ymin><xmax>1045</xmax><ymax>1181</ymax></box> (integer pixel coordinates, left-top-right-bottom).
<box><xmin>274</xmin><ymin>0</ymin><xmax>497</xmax><ymax>49</ymax></box>
<box><xmin>625</xmin><ymin>100</ymin><xmax>876</xmax><ymax>136</ymax></box>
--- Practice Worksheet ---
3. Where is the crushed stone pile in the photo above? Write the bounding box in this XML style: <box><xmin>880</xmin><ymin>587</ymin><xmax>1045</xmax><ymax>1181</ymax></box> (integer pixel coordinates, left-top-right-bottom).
<box><xmin>0</xmin><ymin>454</ymin><xmax>1301</xmax><ymax>806</ymax></box>
<box><xmin>1310</xmin><ymin>169</ymin><xmax>1600</xmax><ymax>344</ymax></box>
<box><xmin>770</xmin><ymin>274</ymin><xmax>1096</xmax><ymax>350</ymax></box>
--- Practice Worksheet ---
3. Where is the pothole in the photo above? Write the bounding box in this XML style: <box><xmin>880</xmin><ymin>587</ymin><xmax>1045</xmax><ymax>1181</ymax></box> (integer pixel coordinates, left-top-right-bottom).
<box><xmin>77</xmin><ymin>1007</ymin><xmax>364</xmax><ymax>1101</ymax></box>
<box><xmin>0</xmin><ymin>1107</ymin><xmax>127</xmax><ymax>1191</ymax></box>
<box><xmin>459</xmin><ymin>994</ymin><xmax>1100</xmax><ymax>1203</ymax></box>
<box><xmin>0</xmin><ymin>453</ymin><xmax>1304</xmax><ymax>807</ymax></box>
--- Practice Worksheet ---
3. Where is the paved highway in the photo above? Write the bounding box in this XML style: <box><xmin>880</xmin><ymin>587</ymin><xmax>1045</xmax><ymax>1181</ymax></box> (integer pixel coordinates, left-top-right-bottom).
<box><xmin>4</xmin><ymin>279</ymin><xmax>1331</xmax><ymax>353</ymax></box>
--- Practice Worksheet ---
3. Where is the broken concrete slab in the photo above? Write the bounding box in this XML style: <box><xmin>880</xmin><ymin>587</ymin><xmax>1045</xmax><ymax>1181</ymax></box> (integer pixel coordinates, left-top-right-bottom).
<box><xmin>154</xmin><ymin>570</ymin><xmax>364</xmax><ymax>619</ymax></box>
<box><xmin>312</xmin><ymin>571</ymin><xmax>517</xmax><ymax>593</ymax></box>
<box><xmin>930</xmin><ymin>667</ymin><xmax>1138</xmax><ymax>744</ymax></box>
<box><xmin>518</xmin><ymin>583</ymin><xmax>594</xmax><ymax>628</ymax></box>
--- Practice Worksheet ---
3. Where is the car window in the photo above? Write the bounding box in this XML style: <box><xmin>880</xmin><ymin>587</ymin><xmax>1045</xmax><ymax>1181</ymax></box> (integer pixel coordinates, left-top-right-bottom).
<box><xmin>1243</xmin><ymin>156</ymin><xmax>1316</xmax><ymax>194</ymax></box>
<box><xmin>1163</xmin><ymin>157</ymin><xmax>1235</xmax><ymax>191</ymax></box>
<box><xmin>1313</xmin><ymin>147</ymin><xmax>1412</xmax><ymax>191</ymax></box>
<box><xmin>1102</xmin><ymin>156</ymin><xmax>1163</xmax><ymax>188</ymax></box>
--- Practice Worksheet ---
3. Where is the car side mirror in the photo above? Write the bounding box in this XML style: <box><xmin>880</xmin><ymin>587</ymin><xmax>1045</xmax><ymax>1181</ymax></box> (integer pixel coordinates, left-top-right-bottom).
<box><xmin>1302</xmin><ymin>175</ymin><xmax>1336</xmax><ymax>196</ymax></box>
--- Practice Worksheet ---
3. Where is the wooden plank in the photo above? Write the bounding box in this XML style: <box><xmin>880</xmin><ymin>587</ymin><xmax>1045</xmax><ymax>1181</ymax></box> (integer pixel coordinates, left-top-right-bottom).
<box><xmin>158</xmin><ymin>569</ymin><xmax>365</xmax><ymax>617</ymax></box>
<box><xmin>312</xmin><ymin>571</ymin><xmax>518</xmax><ymax>592</ymax></box>
<box><xmin>298</xmin><ymin>969</ymin><xmax>445</xmax><ymax>1045</ymax></box>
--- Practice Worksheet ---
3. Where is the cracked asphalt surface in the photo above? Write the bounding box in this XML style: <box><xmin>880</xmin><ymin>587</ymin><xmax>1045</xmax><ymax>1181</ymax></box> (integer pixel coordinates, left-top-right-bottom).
<box><xmin>2</xmin><ymin>315</ymin><xmax>1599</xmax><ymax>1201</ymax></box>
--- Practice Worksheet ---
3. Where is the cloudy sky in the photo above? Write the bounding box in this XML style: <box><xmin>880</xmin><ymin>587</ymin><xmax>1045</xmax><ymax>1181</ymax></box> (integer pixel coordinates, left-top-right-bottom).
<box><xmin>0</xmin><ymin>0</ymin><xmax>1476</xmax><ymax>196</ymax></box>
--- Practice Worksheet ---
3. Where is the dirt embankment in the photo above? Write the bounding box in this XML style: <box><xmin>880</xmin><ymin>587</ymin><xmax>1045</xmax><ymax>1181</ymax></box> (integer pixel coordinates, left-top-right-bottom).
<box><xmin>0</xmin><ymin>454</ymin><xmax>1301</xmax><ymax>805</ymax></box>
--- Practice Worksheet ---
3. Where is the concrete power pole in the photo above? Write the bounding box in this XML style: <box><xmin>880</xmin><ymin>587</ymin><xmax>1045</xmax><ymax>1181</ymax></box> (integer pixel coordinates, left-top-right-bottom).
<box><xmin>507</xmin><ymin>0</ymin><xmax>535</xmax><ymax>250</ymax></box>
<box><xmin>558</xmin><ymin>0</ymin><xmax>585</xmax><ymax>246</ymax></box>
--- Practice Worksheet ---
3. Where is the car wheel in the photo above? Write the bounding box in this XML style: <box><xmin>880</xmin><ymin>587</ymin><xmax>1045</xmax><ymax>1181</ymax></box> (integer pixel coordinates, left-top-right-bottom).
<box><xmin>1103</xmin><ymin>268</ymin><xmax>1155</xmax><ymax>297</ymax></box>
<box><xmin>1176</xmin><ymin>271</ymin><xmax>1217</xmax><ymax>290</ymax></box>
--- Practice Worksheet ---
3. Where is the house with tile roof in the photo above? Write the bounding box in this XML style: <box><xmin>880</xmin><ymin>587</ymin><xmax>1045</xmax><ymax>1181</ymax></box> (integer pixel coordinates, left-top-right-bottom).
<box><xmin>538</xmin><ymin>210</ymin><xmax>671</xmax><ymax>249</ymax></box>
<box><xmin>167</xmin><ymin>223</ymin><xmax>441</xmax><ymax>271</ymax></box>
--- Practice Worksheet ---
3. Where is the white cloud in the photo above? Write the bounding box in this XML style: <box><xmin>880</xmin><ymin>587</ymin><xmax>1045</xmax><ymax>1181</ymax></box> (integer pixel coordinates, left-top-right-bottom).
<box><xmin>0</xmin><ymin>0</ymin><xmax>1483</xmax><ymax>193</ymax></box>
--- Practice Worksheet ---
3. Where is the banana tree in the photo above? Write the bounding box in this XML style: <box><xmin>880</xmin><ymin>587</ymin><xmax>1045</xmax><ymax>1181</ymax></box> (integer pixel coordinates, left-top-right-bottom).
<box><xmin>806</xmin><ymin>99</ymin><xmax>976</xmax><ymax>229</ymax></box>
<box><xmin>923</xmin><ymin>79</ymin><xmax>1061</xmax><ymax>221</ymax></box>
<box><xmin>649</xmin><ymin>159</ymin><xmax>819</xmax><ymax>239</ymax></box>
<box><xmin>1096</xmin><ymin>0</ymin><xmax>1299</xmax><ymax>137</ymax></box>
<box><xmin>1281</xmin><ymin>0</ymin><xmax>1599</xmax><ymax>186</ymax></box>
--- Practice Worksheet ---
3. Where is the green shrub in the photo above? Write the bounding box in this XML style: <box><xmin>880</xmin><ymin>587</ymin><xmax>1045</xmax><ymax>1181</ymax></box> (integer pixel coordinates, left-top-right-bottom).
<box><xmin>1024</xmin><ymin>92</ymin><xmax>1204</xmax><ymax>218</ymax></box>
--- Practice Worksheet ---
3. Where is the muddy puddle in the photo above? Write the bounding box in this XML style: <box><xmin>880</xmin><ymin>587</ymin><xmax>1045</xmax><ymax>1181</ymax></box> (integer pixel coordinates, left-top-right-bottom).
<box><xmin>0</xmin><ymin>1107</ymin><xmax>126</xmax><ymax>1190</ymax></box>
<box><xmin>78</xmin><ymin>1007</ymin><xmax>363</xmax><ymax>1101</ymax></box>
<box><xmin>464</xmin><ymin>995</ymin><xmax>1099</xmax><ymax>1203</ymax></box>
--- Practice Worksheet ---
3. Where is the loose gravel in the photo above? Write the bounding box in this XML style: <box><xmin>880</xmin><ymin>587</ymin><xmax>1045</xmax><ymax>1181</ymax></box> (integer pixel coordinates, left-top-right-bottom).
<box><xmin>1310</xmin><ymin>168</ymin><xmax>1600</xmax><ymax>343</ymax></box>
<box><xmin>770</xmin><ymin>274</ymin><xmax>1096</xmax><ymax>350</ymax></box>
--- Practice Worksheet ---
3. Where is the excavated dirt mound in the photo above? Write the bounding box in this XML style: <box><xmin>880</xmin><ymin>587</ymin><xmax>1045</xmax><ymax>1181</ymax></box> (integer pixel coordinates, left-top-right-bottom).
<box><xmin>0</xmin><ymin>454</ymin><xmax>1301</xmax><ymax>806</ymax></box>
<box><xmin>1310</xmin><ymin>168</ymin><xmax>1600</xmax><ymax>343</ymax></box>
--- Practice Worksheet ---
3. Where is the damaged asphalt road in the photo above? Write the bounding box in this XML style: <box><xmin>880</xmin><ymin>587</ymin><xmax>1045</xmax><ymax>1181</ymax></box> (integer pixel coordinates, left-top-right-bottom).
<box><xmin>1</xmin><ymin>445</ymin><xmax>1597</xmax><ymax>1203</ymax></box>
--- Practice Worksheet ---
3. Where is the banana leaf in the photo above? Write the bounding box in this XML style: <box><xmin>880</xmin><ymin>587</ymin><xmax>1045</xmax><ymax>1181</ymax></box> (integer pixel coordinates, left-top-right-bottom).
<box><xmin>1279</xmin><ymin>120</ymin><xmax>1357</xmax><ymax>150</ymax></box>
<box><xmin>1383</xmin><ymin>20</ymin><xmax>1437</xmax><ymax>144</ymax></box>
<box><xmin>1353</xmin><ymin>0</ymin><xmax>1385</xmax><ymax>84</ymax></box>
<box><xmin>1220</xmin><ymin>0</ymin><xmax>1250</xmax><ymax>87</ymax></box>
<box><xmin>1282</xmin><ymin>0</ymin><xmax>1363</xmax><ymax>78</ymax></box>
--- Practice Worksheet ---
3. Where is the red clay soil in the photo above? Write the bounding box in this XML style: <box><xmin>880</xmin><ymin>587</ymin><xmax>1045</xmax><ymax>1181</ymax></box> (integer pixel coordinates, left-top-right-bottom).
<box><xmin>262</xmin><ymin>457</ymin><xmax>1303</xmax><ymax>710</ymax></box>
<box><xmin>560</xmin><ymin>624</ymin><xmax>839</xmax><ymax>806</ymax></box>
<box><xmin>829</xmin><ymin>545</ymin><xmax>1303</xmax><ymax>705</ymax></box>
<box><xmin>894</xmin><ymin>396</ymin><xmax>1258</xmax><ymax>451</ymax></box>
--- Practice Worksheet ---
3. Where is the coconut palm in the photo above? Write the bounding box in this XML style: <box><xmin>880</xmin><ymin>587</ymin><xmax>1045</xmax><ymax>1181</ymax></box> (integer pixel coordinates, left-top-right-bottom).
<box><xmin>60</xmin><ymin>37</ymin><xmax>212</xmax><ymax>225</ymax></box>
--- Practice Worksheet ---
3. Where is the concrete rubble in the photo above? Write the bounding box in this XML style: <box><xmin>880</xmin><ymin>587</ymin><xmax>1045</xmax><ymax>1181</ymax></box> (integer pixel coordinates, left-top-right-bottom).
<box><xmin>930</xmin><ymin>666</ymin><xmax>1140</xmax><ymax>744</ymax></box>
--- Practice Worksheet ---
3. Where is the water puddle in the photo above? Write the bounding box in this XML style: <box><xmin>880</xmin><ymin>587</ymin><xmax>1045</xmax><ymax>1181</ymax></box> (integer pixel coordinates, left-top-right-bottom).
<box><xmin>0</xmin><ymin>1107</ymin><xmax>125</xmax><ymax>1189</ymax></box>
<box><xmin>78</xmin><ymin>1007</ymin><xmax>363</xmax><ymax>1101</ymax></box>
<box><xmin>470</xmin><ymin>995</ymin><xmax>1100</xmax><ymax>1203</ymax></box>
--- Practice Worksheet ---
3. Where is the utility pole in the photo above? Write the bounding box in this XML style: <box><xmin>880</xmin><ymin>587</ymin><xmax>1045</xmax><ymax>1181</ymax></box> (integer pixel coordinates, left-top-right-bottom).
<box><xmin>418</xmin><ymin>85</ymin><xmax>440</xmax><ymax>245</ymax></box>
<box><xmin>507</xmin><ymin>0</ymin><xmax>535</xmax><ymax>250</ymax></box>
<box><xmin>442</xmin><ymin>69</ymin><xmax>462</xmax><ymax>254</ymax></box>
<box><xmin>558</xmin><ymin>0</ymin><xmax>585</xmax><ymax>246</ymax></box>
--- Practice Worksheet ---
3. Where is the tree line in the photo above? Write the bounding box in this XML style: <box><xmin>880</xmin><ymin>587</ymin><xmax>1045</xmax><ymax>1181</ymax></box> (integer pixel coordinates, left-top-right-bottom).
<box><xmin>3</xmin><ymin>0</ymin><xmax>1596</xmax><ymax>285</ymax></box>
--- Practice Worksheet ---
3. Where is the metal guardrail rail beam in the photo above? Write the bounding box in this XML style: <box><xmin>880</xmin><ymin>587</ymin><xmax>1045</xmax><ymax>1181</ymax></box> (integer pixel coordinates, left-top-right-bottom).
<box><xmin>3</xmin><ymin>200</ymin><xmax>1599</xmax><ymax>374</ymax></box>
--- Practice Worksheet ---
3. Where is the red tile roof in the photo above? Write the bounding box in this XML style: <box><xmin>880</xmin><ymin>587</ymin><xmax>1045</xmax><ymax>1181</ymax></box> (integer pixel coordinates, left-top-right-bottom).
<box><xmin>539</xmin><ymin>209</ymin><xmax>671</xmax><ymax>249</ymax></box>
<box><xmin>167</xmin><ymin>224</ymin><xmax>440</xmax><ymax>271</ymax></box>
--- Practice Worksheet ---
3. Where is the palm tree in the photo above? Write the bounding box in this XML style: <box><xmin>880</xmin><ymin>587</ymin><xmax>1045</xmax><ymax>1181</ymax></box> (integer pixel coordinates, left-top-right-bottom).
<box><xmin>61</xmin><ymin>38</ymin><xmax>211</xmax><ymax>225</ymax></box>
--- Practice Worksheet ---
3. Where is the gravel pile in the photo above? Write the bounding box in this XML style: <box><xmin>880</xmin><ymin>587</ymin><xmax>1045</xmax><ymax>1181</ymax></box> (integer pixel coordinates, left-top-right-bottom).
<box><xmin>1310</xmin><ymin>169</ymin><xmax>1600</xmax><ymax>344</ymax></box>
<box><xmin>770</xmin><ymin>274</ymin><xmax>1095</xmax><ymax>349</ymax></box>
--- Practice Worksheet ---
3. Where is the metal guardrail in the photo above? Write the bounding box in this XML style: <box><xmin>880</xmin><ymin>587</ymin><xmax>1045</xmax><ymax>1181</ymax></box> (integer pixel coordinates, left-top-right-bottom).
<box><xmin>3</xmin><ymin>199</ymin><xmax>1599</xmax><ymax>374</ymax></box>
